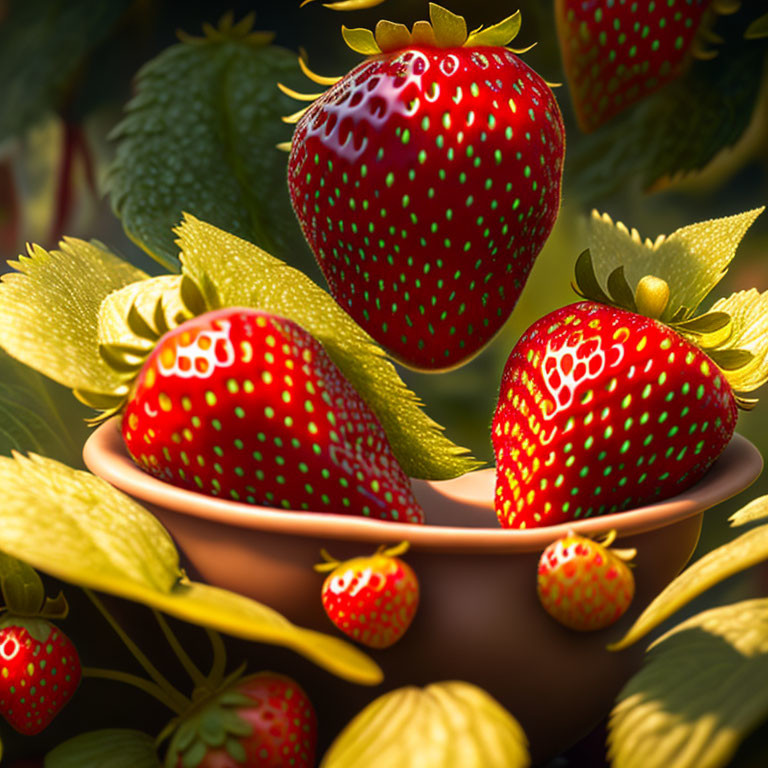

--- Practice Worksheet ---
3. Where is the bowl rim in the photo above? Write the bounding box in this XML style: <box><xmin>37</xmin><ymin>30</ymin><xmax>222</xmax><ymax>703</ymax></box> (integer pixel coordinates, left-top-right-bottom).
<box><xmin>83</xmin><ymin>419</ymin><xmax>762</xmax><ymax>553</ymax></box>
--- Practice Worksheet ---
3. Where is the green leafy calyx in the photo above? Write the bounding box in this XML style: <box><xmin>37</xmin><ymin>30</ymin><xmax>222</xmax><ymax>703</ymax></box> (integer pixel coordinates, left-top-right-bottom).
<box><xmin>177</xmin><ymin>12</ymin><xmax>275</xmax><ymax>48</ymax></box>
<box><xmin>342</xmin><ymin>3</ymin><xmax>523</xmax><ymax>56</ymax></box>
<box><xmin>574</xmin><ymin>208</ymin><xmax>767</xmax><ymax>406</ymax></box>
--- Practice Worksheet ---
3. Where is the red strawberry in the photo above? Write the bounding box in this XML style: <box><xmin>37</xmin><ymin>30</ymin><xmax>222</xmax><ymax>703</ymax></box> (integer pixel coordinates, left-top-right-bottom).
<box><xmin>315</xmin><ymin>541</ymin><xmax>419</xmax><ymax>648</ymax></box>
<box><xmin>0</xmin><ymin>619</ymin><xmax>81</xmax><ymax>734</ymax></box>
<box><xmin>167</xmin><ymin>672</ymin><xmax>317</xmax><ymax>768</ymax></box>
<box><xmin>537</xmin><ymin>530</ymin><xmax>635</xmax><ymax>631</ymax></box>
<box><xmin>555</xmin><ymin>0</ymin><xmax>737</xmax><ymax>132</ymax></box>
<box><xmin>122</xmin><ymin>306</ymin><xmax>423</xmax><ymax>523</ymax></box>
<box><xmin>493</xmin><ymin>299</ymin><xmax>737</xmax><ymax>528</ymax></box>
<box><xmin>285</xmin><ymin>4</ymin><xmax>565</xmax><ymax>370</ymax></box>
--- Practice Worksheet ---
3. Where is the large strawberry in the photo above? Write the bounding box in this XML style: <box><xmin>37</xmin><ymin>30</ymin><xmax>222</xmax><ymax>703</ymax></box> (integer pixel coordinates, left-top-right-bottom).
<box><xmin>122</xmin><ymin>306</ymin><xmax>424</xmax><ymax>523</ymax></box>
<box><xmin>284</xmin><ymin>3</ymin><xmax>565</xmax><ymax>370</ymax></box>
<box><xmin>315</xmin><ymin>541</ymin><xmax>419</xmax><ymax>649</ymax></box>
<box><xmin>555</xmin><ymin>0</ymin><xmax>741</xmax><ymax>132</ymax></box>
<box><xmin>165</xmin><ymin>672</ymin><xmax>317</xmax><ymax>768</ymax></box>
<box><xmin>0</xmin><ymin>619</ymin><xmax>81</xmax><ymax>735</ymax></box>
<box><xmin>493</xmin><ymin>208</ymin><xmax>766</xmax><ymax>529</ymax></box>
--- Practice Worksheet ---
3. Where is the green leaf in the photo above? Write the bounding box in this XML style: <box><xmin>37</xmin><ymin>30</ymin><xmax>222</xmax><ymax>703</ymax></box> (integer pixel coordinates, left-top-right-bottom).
<box><xmin>585</xmin><ymin>208</ymin><xmax>763</xmax><ymax>322</ymax></box>
<box><xmin>566</xmin><ymin>34</ymin><xmax>767</xmax><ymax>199</ymax></box>
<box><xmin>0</xmin><ymin>0</ymin><xmax>133</xmax><ymax>142</ymax></box>
<box><xmin>0</xmin><ymin>551</ymin><xmax>45</xmax><ymax>616</ymax></box>
<box><xmin>573</xmin><ymin>248</ymin><xmax>611</xmax><ymax>304</ymax></box>
<box><xmin>466</xmin><ymin>11</ymin><xmax>522</xmax><ymax>48</ymax></box>
<box><xmin>610</xmin><ymin>517</ymin><xmax>768</xmax><ymax>650</ymax></box>
<box><xmin>0</xmin><ymin>238</ymin><xmax>147</xmax><ymax>395</ymax></box>
<box><xmin>176</xmin><ymin>215</ymin><xmax>480</xmax><ymax>480</ymax></box>
<box><xmin>707</xmin><ymin>348</ymin><xmax>755</xmax><ymax>371</ymax></box>
<box><xmin>46</xmin><ymin>728</ymin><xmax>161</xmax><ymax>768</ymax></box>
<box><xmin>673</xmin><ymin>311</ymin><xmax>732</xmax><ymax>335</ymax></box>
<box><xmin>609</xmin><ymin>599</ymin><xmax>768</xmax><ymax>768</ymax></box>
<box><xmin>0</xmin><ymin>453</ymin><xmax>381</xmax><ymax>684</ymax></box>
<box><xmin>321</xmin><ymin>681</ymin><xmax>530</xmax><ymax>767</ymax></box>
<box><xmin>341</xmin><ymin>26</ymin><xmax>383</xmax><ymax>55</ymax></box>
<box><xmin>430</xmin><ymin>3</ymin><xmax>468</xmax><ymax>48</ymax></box>
<box><xmin>745</xmin><ymin>13</ymin><xmax>768</xmax><ymax>39</ymax></box>
<box><xmin>106</xmin><ymin>27</ymin><xmax>318</xmax><ymax>275</ymax></box>
<box><xmin>709</xmin><ymin>289</ymin><xmax>768</xmax><ymax>392</ymax></box>
<box><xmin>606</xmin><ymin>266</ymin><xmax>637</xmax><ymax>312</ymax></box>
<box><xmin>729</xmin><ymin>496</ymin><xmax>768</xmax><ymax>527</ymax></box>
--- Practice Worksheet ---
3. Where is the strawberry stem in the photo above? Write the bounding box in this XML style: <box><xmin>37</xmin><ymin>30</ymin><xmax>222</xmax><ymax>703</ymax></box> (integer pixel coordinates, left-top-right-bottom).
<box><xmin>153</xmin><ymin>610</ymin><xmax>208</xmax><ymax>689</ymax></box>
<box><xmin>205</xmin><ymin>627</ymin><xmax>228</xmax><ymax>691</ymax></box>
<box><xmin>85</xmin><ymin>589</ymin><xmax>190</xmax><ymax>713</ymax></box>
<box><xmin>83</xmin><ymin>667</ymin><xmax>189</xmax><ymax>714</ymax></box>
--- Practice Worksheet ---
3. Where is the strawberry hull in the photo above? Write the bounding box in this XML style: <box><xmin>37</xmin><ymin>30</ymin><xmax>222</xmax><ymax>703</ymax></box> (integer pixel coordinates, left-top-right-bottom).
<box><xmin>122</xmin><ymin>308</ymin><xmax>423</xmax><ymax>524</ymax></box>
<box><xmin>493</xmin><ymin>302</ymin><xmax>737</xmax><ymax>528</ymax></box>
<box><xmin>288</xmin><ymin>46</ymin><xmax>564</xmax><ymax>370</ymax></box>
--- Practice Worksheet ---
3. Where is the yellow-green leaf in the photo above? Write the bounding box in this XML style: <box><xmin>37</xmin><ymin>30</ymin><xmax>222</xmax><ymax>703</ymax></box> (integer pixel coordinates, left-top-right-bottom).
<box><xmin>430</xmin><ymin>3</ymin><xmax>468</xmax><ymax>48</ymax></box>
<box><xmin>0</xmin><ymin>453</ymin><xmax>181</xmax><ymax>597</ymax></box>
<box><xmin>465</xmin><ymin>11</ymin><xmax>522</xmax><ymax>47</ymax></box>
<box><xmin>609</xmin><ymin>598</ymin><xmax>768</xmax><ymax>768</ymax></box>
<box><xmin>708</xmin><ymin>289</ymin><xmax>768</xmax><ymax>392</ymax></box>
<box><xmin>149</xmin><ymin>581</ymin><xmax>381</xmax><ymax>685</ymax></box>
<box><xmin>341</xmin><ymin>26</ymin><xmax>382</xmax><ymax>55</ymax></box>
<box><xmin>745</xmin><ymin>12</ymin><xmax>768</xmax><ymax>39</ymax></box>
<box><xmin>610</xmin><ymin>516</ymin><xmax>768</xmax><ymax>650</ymax></box>
<box><xmin>176</xmin><ymin>215</ymin><xmax>480</xmax><ymax>479</ymax></box>
<box><xmin>587</xmin><ymin>208</ymin><xmax>764</xmax><ymax>322</ymax></box>
<box><xmin>46</xmin><ymin>729</ymin><xmax>161</xmax><ymax>768</ymax></box>
<box><xmin>0</xmin><ymin>453</ymin><xmax>380</xmax><ymax>684</ymax></box>
<box><xmin>729</xmin><ymin>495</ymin><xmax>768</xmax><ymax>527</ymax></box>
<box><xmin>321</xmin><ymin>681</ymin><xmax>529</xmax><ymax>767</ymax></box>
<box><xmin>302</xmin><ymin>0</ymin><xmax>387</xmax><ymax>9</ymax></box>
<box><xmin>0</xmin><ymin>239</ymin><xmax>147</xmax><ymax>394</ymax></box>
<box><xmin>375</xmin><ymin>20</ymin><xmax>411</xmax><ymax>52</ymax></box>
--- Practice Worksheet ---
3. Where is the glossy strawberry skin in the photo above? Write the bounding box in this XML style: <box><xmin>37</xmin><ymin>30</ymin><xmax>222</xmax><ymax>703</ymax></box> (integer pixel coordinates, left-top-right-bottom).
<box><xmin>555</xmin><ymin>0</ymin><xmax>711</xmax><ymax>132</ymax></box>
<box><xmin>493</xmin><ymin>301</ymin><xmax>737</xmax><ymax>529</ymax></box>
<box><xmin>0</xmin><ymin>621</ymin><xmax>81</xmax><ymax>735</ymax></box>
<box><xmin>122</xmin><ymin>307</ymin><xmax>423</xmax><ymax>523</ymax></box>
<box><xmin>321</xmin><ymin>551</ymin><xmax>419</xmax><ymax>648</ymax></box>
<box><xmin>288</xmin><ymin>46</ymin><xmax>564</xmax><ymax>370</ymax></box>
<box><xmin>172</xmin><ymin>673</ymin><xmax>317</xmax><ymax>768</ymax></box>
<box><xmin>537</xmin><ymin>532</ymin><xmax>635</xmax><ymax>631</ymax></box>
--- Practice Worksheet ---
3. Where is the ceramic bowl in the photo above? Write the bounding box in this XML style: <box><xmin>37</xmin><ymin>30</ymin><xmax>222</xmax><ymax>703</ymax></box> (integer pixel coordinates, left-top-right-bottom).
<box><xmin>84</xmin><ymin>420</ymin><xmax>762</xmax><ymax>762</ymax></box>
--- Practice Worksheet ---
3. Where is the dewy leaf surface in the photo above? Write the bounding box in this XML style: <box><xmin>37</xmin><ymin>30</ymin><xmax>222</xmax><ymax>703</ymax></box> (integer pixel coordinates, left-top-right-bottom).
<box><xmin>609</xmin><ymin>599</ymin><xmax>768</xmax><ymax>768</ymax></box>
<box><xmin>106</xmin><ymin>27</ymin><xmax>317</xmax><ymax>276</ymax></box>
<box><xmin>0</xmin><ymin>238</ymin><xmax>147</xmax><ymax>394</ymax></box>
<box><xmin>587</xmin><ymin>208</ymin><xmax>762</xmax><ymax>322</ymax></box>
<box><xmin>321</xmin><ymin>681</ymin><xmax>530</xmax><ymax>767</ymax></box>
<box><xmin>0</xmin><ymin>0</ymin><xmax>132</xmax><ymax>142</ymax></box>
<box><xmin>176</xmin><ymin>215</ymin><xmax>480</xmax><ymax>479</ymax></box>
<box><xmin>610</xmin><ymin>518</ymin><xmax>768</xmax><ymax>650</ymax></box>
<box><xmin>46</xmin><ymin>729</ymin><xmax>161</xmax><ymax>768</ymax></box>
<box><xmin>0</xmin><ymin>453</ymin><xmax>380</xmax><ymax>684</ymax></box>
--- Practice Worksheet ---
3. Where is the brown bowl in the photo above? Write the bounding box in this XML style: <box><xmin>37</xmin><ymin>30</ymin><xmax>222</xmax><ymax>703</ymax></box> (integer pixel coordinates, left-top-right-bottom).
<box><xmin>84</xmin><ymin>420</ymin><xmax>761</xmax><ymax>762</ymax></box>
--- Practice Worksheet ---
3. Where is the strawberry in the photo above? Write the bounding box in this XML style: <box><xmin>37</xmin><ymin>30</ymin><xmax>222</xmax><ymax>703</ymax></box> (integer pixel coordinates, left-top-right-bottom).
<box><xmin>0</xmin><ymin>619</ymin><xmax>81</xmax><ymax>734</ymax></box>
<box><xmin>166</xmin><ymin>672</ymin><xmax>317</xmax><ymax>768</ymax></box>
<box><xmin>315</xmin><ymin>541</ymin><xmax>419</xmax><ymax>648</ymax></box>
<box><xmin>537</xmin><ymin>530</ymin><xmax>635</xmax><ymax>631</ymax></box>
<box><xmin>493</xmin><ymin>209</ymin><xmax>766</xmax><ymax>529</ymax></box>
<box><xmin>121</xmin><ymin>306</ymin><xmax>424</xmax><ymax>523</ymax></box>
<box><xmin>555</xmin><ymin>0</ymin><xmax>740</xmax><ymax>132</ymax></box>
<box><xmin>284</xmin><ymin>4</ymin><xmax>565</xmax><ymax>370</ymax></box>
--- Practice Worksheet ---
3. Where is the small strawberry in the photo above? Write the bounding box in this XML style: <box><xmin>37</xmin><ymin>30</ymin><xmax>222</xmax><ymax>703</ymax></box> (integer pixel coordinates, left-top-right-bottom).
<box><xmin>537</xmin><ymin>530</ymin><xmax>635</xmax><ymax>631</ymax></box>
<box><xmin>284</xmin><ymin>3</ymin><xmax>564</xmax><ymax>370</ymax></box>
<box><xmin>166</xmin><ymin>672</ymin><xmax>317</xmax><ymax>768</ymax></box>
<box><xmin>121</xmin><ymin>306</ymin><xmax>423</xmax><ymax>523</ymax></box>
<box><xmin>0</xmin><ymin>619</ymin><xmax>81</xmax><ymax>734</ymax></box>
<box><xmin>493</xmin><ymin>208</ymin><xmax>766</xmax><ymax>529</ymax></box>
<box><xmin>315</xmin><ymin>541</ymin><xmax>419</xmax><ymax>648</ymax></box>
<box><xmin>555</xmin><ymin>0</ymin><xmax>741</xmax><ymax>132</ymax></box>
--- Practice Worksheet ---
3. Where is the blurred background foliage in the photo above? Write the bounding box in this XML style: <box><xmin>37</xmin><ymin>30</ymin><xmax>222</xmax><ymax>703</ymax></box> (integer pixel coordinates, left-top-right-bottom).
<box><xmin>0</xmin><ymin>0</ymin><xmax>767</xmax><ymax>764</ymax></box>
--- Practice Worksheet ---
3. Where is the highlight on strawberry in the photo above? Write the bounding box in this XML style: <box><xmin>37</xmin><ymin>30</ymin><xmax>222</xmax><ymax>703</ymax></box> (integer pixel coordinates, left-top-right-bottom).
<box><xmin>116</xmin><ymin>300</ymin><xmax>424</xmax><ymax>524</ymax></box>
<box><xmin>493</xmin><ymin>206</ymin><xmax>767</xmax><ymax>529</ymax></box>
<box><xmin>282</xmin><ymin>3</ymin><xmax>565</xmax><ymax>370</ymax></box>
<box><xmin>315</xmin><ymin>541</ymin><xmax>419</xmax><ymax>649</ymax></box>
<box><xmin>537</xmin><ymin>529</ymin><xmax>636</xmax><ymax>631</ymax></box>
<box><xmin>555</xmin><ymin>0</ymin><xmax>743</xmax><ymax>132</ymax></box>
